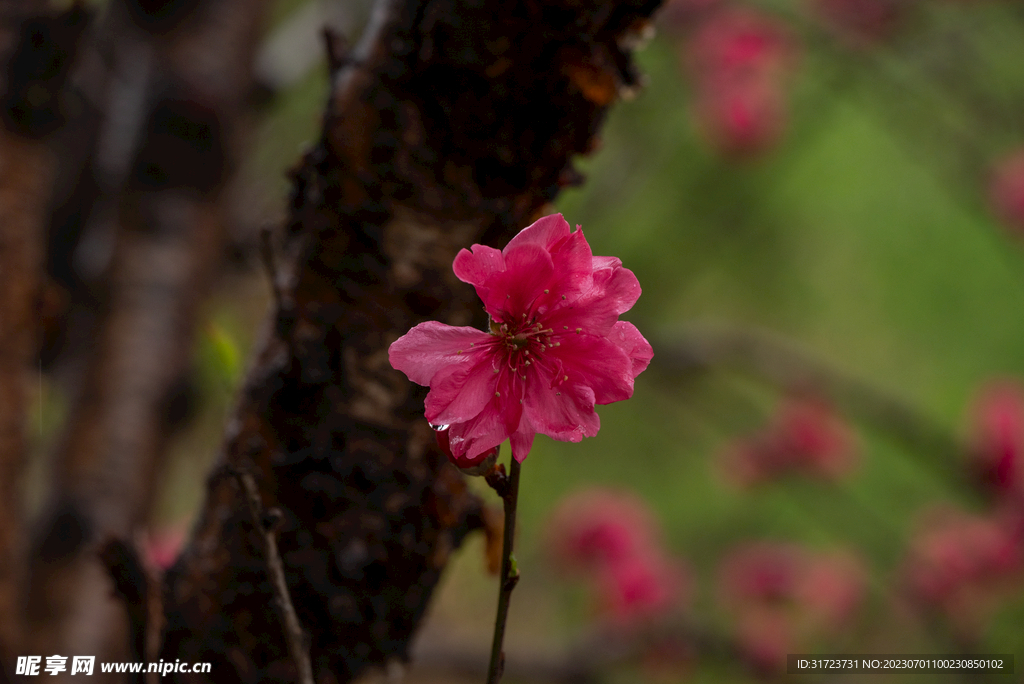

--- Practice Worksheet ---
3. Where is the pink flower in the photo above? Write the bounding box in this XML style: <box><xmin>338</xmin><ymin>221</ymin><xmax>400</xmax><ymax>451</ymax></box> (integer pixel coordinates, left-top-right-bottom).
<box><xmin>990</xmin><ymin>149</ymin><xmax>1024</xmax><ymax>235</ymax></box>
<box><xmin>796</xmin><ymin>552</ymin><xmax>865</xmax><ymax>630</ymax></box>
<box><xmin>718</xmin><ymin>542</ymin><xmax>865</xmax><ymax>670</ymax></box>
<box><xmin>389</xmin><ymin>214</ymin><xmax>652</xmax><ymax>467</ymax></box>
<box><xmin>693</xmin><ymin>80</ymin><xmax>787</xmax><ymax>159</ymax></box>
<box><xmin>722</xmin><ymin>397</ymin><xmax>856</xmax><ymax>486</ymax></box>
<box><xmin>545</xmin><ymin>488</ymin><xmax>691</xmax><ymax>627</ymax></box>
<box><xmin>595</xmin><ymin>552</ymin><xmax>689</xmax><ymax>625</ymax></box>
<box><xmin>901</xmin><ymin>507</ymin><xmax>1024</xmax><ymax>634</ymax></box>
<box><xmin>144</xmin><ymin>524</ymin><xmax>187</xmax><ymax>571</ymax></box>
<box><xmin>686</xmin><ymin>9</ymin><xmax>793</xmax><ymax>76</ymax></box>
<box><xmin>969</xmin><ymin>380</ymin><xmax>1024</xmax><ymax>500</ymax></box>
<box><xmin>546</xmin><ymin>488</ymin><xmax>661</xmax><ymax>573</ymax></box>
<box><xmin>718</xmin><ymin>542</ymin><xmax>803</xmax><ymax>606</ymax></box>
<box><xmin>683</xmin><ymin>9</ymin><xmax>798</xmax><ymax>159</ymax></box>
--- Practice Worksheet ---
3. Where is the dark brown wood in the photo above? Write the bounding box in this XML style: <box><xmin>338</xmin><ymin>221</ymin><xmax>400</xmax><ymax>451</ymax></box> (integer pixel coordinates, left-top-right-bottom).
<box><xmin>159</xmin><ymin>0</ymin><xmax>662</xmax><ymax>682</ymax></box>
<box><xmin>24</xmin><ymin>0</ymin><xmax>268</xmax><ymax>673</ymax></box>
<box><xmin>0</xmin><ymin>2</ymin><xmax>90</xmax><ymax>675</ymax></box>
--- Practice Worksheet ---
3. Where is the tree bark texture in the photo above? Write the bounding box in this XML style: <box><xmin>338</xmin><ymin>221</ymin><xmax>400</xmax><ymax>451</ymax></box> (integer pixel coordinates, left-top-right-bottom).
<box><xmin>24</xmin><ymin>0</ymin><xmax>267</xmax><ymax>676</ymax></box>
<box><xmin>0</xmin><ymin>2</ymin><xmax>88</xmax><ymax>675</ymax></box>
<box><xmin>159</xmin><ymin>0</ymin><xmax>661</xmax><ymax>682</ymax></box>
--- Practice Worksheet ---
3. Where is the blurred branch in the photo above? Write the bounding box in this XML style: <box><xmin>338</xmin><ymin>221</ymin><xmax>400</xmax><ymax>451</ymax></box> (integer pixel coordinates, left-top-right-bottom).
<box><xmin>97</xmin><ymin>538</ymin><xmax>150</xmax><ymax>682</ymax></box>
<box><xmin>0</xmin><ymin>1</ymin><xmax>90</xmax><ymax>674</ymax></box>
<box><xmin>25</xmin><ymin>0</ymin><xmax>269</xmax><ymax>665</ymax></box>
<box><xmin>232</xmin><ymin>467</ymin><xmax>314</xmax><ymax>684</ymax></box>
<box><xmin>159</xmin><ymin>0</ymin><xmax>663</xmax><ymax>680</ymax></box>
<box><xmin>653</xmin><ymin>324</ymin><xmax>973</xmax><ymax>491</ymax></box>
<box><xmin>253</xmin><ymin>0</ymin><xmax>363</xmax><ymax>95</ymax></box>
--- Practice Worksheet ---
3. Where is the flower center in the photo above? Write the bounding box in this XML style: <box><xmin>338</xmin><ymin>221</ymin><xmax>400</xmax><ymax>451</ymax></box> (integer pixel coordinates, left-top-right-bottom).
<box><xmin>488</xmin><ymin>317</ymin><xmax>556</xmax><ymax>373</ymax></box>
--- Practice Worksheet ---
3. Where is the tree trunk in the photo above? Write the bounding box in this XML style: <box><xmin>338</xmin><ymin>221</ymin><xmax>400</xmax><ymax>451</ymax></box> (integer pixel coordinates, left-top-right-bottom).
<box><xmin>24</xmin><ymin>0</ymin><xmax>267</xmax><ymax>677</ymax></box>
<box><xmin>0</xmin><ymin>2</ymin><xmax>88</xmax><ymax>675</ymax></box>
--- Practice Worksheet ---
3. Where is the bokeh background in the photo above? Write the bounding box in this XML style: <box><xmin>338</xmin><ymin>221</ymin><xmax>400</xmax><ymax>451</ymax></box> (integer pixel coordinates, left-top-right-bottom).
<box><xmin>27</xmin><ymin>0</ymin><xmax>1024</xmax><ymax>681</ymax></box>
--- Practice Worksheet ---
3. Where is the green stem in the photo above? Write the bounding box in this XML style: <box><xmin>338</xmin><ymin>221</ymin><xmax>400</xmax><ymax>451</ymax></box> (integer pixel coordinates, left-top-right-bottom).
<box><xmin>486</xmin><ymin>458</ymin><xmax>522</xmax><ymax>684</ymax></box>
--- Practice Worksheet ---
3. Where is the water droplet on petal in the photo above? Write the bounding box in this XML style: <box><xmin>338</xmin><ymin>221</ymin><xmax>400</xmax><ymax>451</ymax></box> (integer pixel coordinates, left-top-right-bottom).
<box><xmin>433</xmin><ymin>424</ymin><xmax>454</xmax><ymax>459</ymax></box>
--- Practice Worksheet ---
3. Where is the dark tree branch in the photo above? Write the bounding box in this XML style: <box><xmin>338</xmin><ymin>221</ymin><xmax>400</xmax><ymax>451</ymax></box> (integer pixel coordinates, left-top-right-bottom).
<box><xmin>485</xmin><ymin>461</ymin><xmax>521</xmax><ymax>684</ymax></box>
<box><xmin>232</xmin><ymin>467</ymin><xmax>314</xmax><ymax>684</ymax></box>
<box><xmin>97</xmin><ymin>538</ymin><xmax>149</xmax><ymax>683</ymax></box>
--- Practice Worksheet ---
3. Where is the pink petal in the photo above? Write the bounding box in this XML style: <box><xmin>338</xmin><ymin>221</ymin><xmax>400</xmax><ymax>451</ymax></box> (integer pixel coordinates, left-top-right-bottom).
<box><xmin>532</xmin><ymin>228</ymin><xmax>595</xmax><ymax>315</ymax></box>
<box><xmin>509</xmin><ymin>427</ymin><xmax>535</xmax><ymax>462</ymax></box>
<box><xmin>545</xmin><ymin>264</ymin><xmax>642</xmax><ymax>336</ymax></box>
<box><xmin>443</xmin><ymin>366</ymin><xmax>525</xmax><ymax>462</ymax></box>
<box><xmin>448</xmin><ymin>418</ymin><xmax>507</xmax><ymax>465</ymax></box>
<box><xmin>447</xmin><ymin>400</ymin><xmax>509</xmax><ymax>462</ymax></box>
<box><xmin>389</xmin><ymin>322</ymin><xmax>495</xmax><ymax>386</ymax></box>
<box><xmin>425</xmin><ymin>354</ymin><xmax>500</xmax><ymax>425</ymax></box>
<box><xmin>610</xmin><ymin>321</ymin><xmax>653</xmax><ymax>378</ymax></box>
<box><xmin>453</xmin><ymin>243</ymin><xmax>505</xmax><ymax>285</ymax></box>
<box><xmin>523</xmin><ymin>362</ymin><xmax>600</xmax><ymax>442</ymax></box>
<box><xmin>484</xmin><ymin>243</ymin><xmax>556</xmax><ymax>320</ymax></box>
<box><xmin>547</xmin><ymin>333</ymin><xmax>636</xmax><ymax>404</ymax></box>
<box><xmin>592</xmin><ymin>255</ymin><xmax>622</xmax><ymax>272</ymax></box>
<box><xmin>503</xmin><ymin>213</ymin><xmax>571</xmax><ymax>253</ymax></box>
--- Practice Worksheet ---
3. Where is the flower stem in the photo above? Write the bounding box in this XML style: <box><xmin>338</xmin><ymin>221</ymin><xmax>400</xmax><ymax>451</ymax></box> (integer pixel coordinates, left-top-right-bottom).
<box><xmin>485</xmin><ymin>458</ymin><xmax>522</xmax><ymax>684</ymax></box>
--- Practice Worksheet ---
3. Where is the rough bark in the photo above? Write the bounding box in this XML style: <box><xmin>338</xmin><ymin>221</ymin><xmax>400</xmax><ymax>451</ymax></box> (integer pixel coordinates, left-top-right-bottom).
<box><xmin>0</xmin><ymin>2</ymin><xmax>89</xmax><ymax>676</ymax></box>
<box><xmin>159</xmin><ymin>0</ymin><xmax>661</xmax><ymax>682</ymax></box>
<box><xmin>24</xmin><ymin>0</ymin><xmax>267</xmax><ymax>675</ymax></box>
<box><xmin>0</xmin><ymin>115</ymin><xmax>49</xmax><ymax>684</ymax></box>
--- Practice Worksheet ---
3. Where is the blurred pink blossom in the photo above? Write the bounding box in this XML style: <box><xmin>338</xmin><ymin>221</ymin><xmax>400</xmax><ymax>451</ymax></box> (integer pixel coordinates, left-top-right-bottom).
<box><xmin>990</xmin><ymin>149</ymin><xmax>1024</xmax><ymax>236</ymax></box>
<box><xmin>718</xmin><ymin>542</ymin><xmax>865</xmax><ymax>671</ymax></box>
<box><xmin>735</xmin><ymin>609</ymin><xmax>793</xmax><ymax>675</ymax></box>
<box><xmin>902</xmin><ymin>507</ymin><xmax>1024</xmax><ymax>635</ymax></box>
<box><xmin>546</xmin><ymin>488</ymin><xmax>690</xmax><ymax>627</ymax></box>
<box><xmin>970</xmin><ymin>380</ymin><xmax>1024</xmax><ymax>501</ymax></box>
<box><xmin>722</xmin><ymin>397</ymin><xmax>857</xmax><ymax>486</ymax></box>
<box><xmin>797</xmin><ymin>551</ymin><xmax>866</xmax><ymax>629</ymax></box>
<box><xmin>595</xmin><ymin>552</ymin><xmax>690</xmax><ymax>626</ymax></box>
<box><xmin>144</xmin><ymin>523</ymin><xmax>186</xmax><ymax>571</ymax></box>
<box><xmin>719</xmin><ymin>542</ymin><xmax>803</xmax><ymax>606</ymax></box>
<box><xmin>683</xmin><ymin>8</ymin><xmax>798</xmax><ymax>158</ymax></box>
<box><xmin>547</xmin><ymin>488</ymin><xmax>661</xmax><ymax>574</ymax></box>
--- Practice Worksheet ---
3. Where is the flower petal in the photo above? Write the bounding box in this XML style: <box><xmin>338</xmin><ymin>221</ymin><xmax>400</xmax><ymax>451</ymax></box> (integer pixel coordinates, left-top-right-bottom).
<box><xmin>545</xmin><ymin>264</ymin><xmax>642</xmax><ymax>336</ymax></box>
<box><xmin>523</xmin><ymin>361</ymin><xmax>600</xmax><ymax>442</ymax></box>
<box><xmin>425</xmin><ymin>354</ymin><xmax>500</xmax><ymax>426</ymax></box>
<box><xmin>441</xmin><ymin>364</ymin><xmax>525</xmax><ymax>462</ymax></box>
<box><xmin>447</xmin><ymin>401</ymin><xmax>508</xmax><ymax>462</ymax></box>
<box><xmin>389</xmin><ymin>322</ymin><xmax>495</xmax><ymax>386</ymax></box>
<box><xmin>484</xmin><ymin>243</ymin><xmax>555</xmax><ymax>321</ymax></box>
<box><xmin>530</xmin><ymin>228</ymin><xmax>595</xmax><ymax>315</ymax></box>
<box><xmin>610</xmin><ymin>321</ymin><xmax>653</xmax><ymax>378</ymax></box>
<box><xmin>504</xmin><ymin>213</ymin><xmax>571</xmax><ymax>253</ymax></box>
<box><xmin>510</xmin><ymin>427</ymin><xmax>535</xmax><ymax>463</ymax></box>
<box><xmin>453</xmin><ymin>243</ymin><xmax>505</xmax><ymax>285</ymax></box>
<box><xmin>592</xmin><ymin>255</ymin><xmax>622</xmax><ymax>272</ymax></box>
<box><xmin>547</xmin><ymin>332</ymin><xmax>636</xmax><ymax>405</ymax></box>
